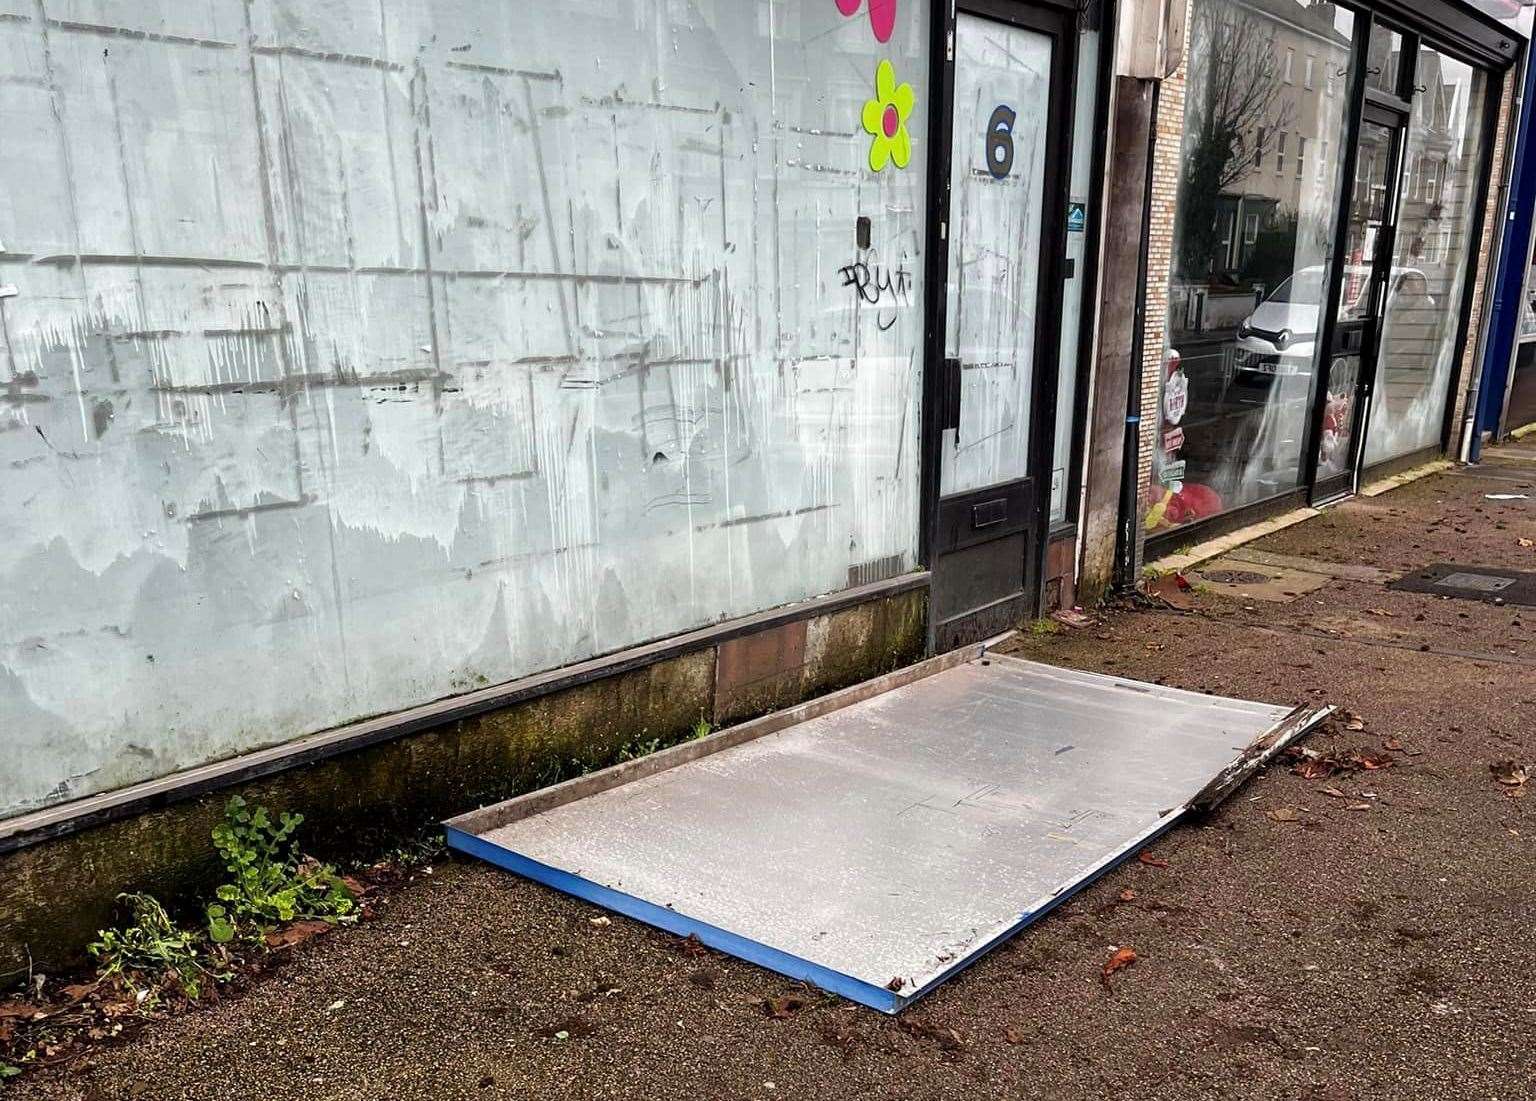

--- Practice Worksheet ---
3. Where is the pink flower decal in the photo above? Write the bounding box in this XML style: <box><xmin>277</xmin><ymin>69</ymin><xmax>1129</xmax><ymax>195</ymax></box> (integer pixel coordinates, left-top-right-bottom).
<box><xmin>836</xmin><ymin>0</ymin><xmax>896</xmax><ymax>43</ymax></box>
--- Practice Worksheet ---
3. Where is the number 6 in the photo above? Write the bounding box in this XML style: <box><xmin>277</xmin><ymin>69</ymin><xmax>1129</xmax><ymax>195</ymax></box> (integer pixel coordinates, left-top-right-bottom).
<box><xmin>986</xmin><ymin>105</ymin><xmax>1016</xmax><ymax>180</ymax></box>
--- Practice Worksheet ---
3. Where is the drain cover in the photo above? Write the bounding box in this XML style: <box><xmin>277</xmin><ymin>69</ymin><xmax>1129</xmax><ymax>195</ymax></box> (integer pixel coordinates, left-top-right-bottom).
<box><xmin>1389</xmin><ymin>564</ymin><xmax>1536</xmax><ymax>605</ymax></box>
<box><xmin>1436</xmin><ymin>572</ymin><xmax>1516</xmax><ymax>593</ymax></box>
<box><xmin>1198</xmin><ymin>569</ymin><xmax>1272</xmax><ymax>585</ymax></box>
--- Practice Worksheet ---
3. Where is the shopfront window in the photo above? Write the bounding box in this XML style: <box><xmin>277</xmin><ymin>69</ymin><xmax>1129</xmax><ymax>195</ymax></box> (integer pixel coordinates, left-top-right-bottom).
<box><xmin>1363</xmin><ymin>46</ymin><xmax>1490</xmax><ymax>466</ymax></box>
<box><xmin>1147</xmin><ymin>0</ymin><xmax>1355</xmax><ymax>535</ymax></box>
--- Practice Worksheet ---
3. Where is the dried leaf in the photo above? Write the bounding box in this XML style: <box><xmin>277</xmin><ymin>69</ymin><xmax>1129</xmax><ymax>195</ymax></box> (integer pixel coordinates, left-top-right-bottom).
<box><xmin>1346</xmin><ymin>802</ymin><xmax>1373</xmax><ymax>811</ymax></box>
<box><xmin>1366</xmin><ymin>608</ymin><xmax>1395</xmax><ymax>618</ymax></box>
<box><xmin>1519</xmin><ymin>538</ymin><xmax>1534</xmax><ymax>548</ymax></box>
<box><xmin>1490</xmin><ymin>761</ymin><xmax>1529</xmax><ymax>787</ymax></box>
<box><xmin>763</xmin><ymin>995</ymin><xmax>807</xmax><ymax>1020</ymax></box>
<box><xmin>1350</xmin><ymin>751</ymin><xmax>1393</xmax><ymax>771</ymax></box>
<box><xmin>1266</xmin><ymin>806</ymin><xmax>1302</xmax><ymax>823</ymax></box>
<box><xmin>1101</xmin><ymin>947</ymin><xmax>1138</xmax><ymax>989</ymax></box>
<box><xmin>1118</xmin><ymin>888</ymin><xmax>1137</xmax><ymax>903</ymax></box>
<box><xmin>58</xmin><ymin>982</ymin><xmax>98</xmax><ymax>1004</ymax></box>
<box><xmin>1294</xmin><ymin>756</ymin><xmax>1340</xmax><ymax>780</ymax></box>
<box><xmin>1320</xmin><ymin>786</ymin><xmax>1347</xmax><ymax>799</ymax></box>
<box><xmin>0</xmin><ymin>1002</ymin><xmax>40</xmax><ymax>1021</ymax></box>
<box><xmin>588</xmin><ymin>916</ymin><xmax>612</xmax><ymax>928</ymax></box>
<box><xmin>1383</xmin><ymin>737</ymin><xmax>1405</xmax><ymax>752</ymax></box>
<box><xmin>1136</xmin><ymin>852</ymin><xmax>1169</xmax><ymax>869</ymax></box>
<box><xmin>264</xmin><ymin>920</ymin><xmax>333</xmax><ymax>950</ymax></box>
<box><xmin>1343</xmin><ymin>712</ymin><xmax>1366</xmax><ymax>732</ymax></box>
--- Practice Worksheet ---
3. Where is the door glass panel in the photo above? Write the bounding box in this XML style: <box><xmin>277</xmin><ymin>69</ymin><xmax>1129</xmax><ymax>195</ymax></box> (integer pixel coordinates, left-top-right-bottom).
<box><xmin>1363</xmin><ymin>47</ymin><xmax>1489</xmax><ymax>467</ymax></box>
<box><xmin>1317</xmin><ymin>120</ymin><xmax>1394</xmax><ymax>481</ymax></box>
<box><xmin>1365</xmin><ymin>24</ymin><xmax>1405</xmax><ymax>96</ymax></box>
<box><xmin>941</xmin><ymin>13</ymin><xmax>1052</xmax><ymax>496</ymax></box>
<box><xmin>1149</xmin><ymin>0</ymin><xmax>1354</xmax><ymax>536</ymax></box>
<box><xmin>1050</xmin><ymin>23</ymin><xmax>1100</xmax><ymax>524</ymax></box>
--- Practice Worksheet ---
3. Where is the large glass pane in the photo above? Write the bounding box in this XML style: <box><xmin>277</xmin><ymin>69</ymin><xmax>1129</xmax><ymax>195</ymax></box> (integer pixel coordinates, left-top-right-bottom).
<box><xmin>941</xmin><ymin>14</ymin><xmax>1052</xmax><ymax>496</ymax></box>
<box><xmin>1050</xmin><ymin>24</ymin><xmax>1101</xmax><ymax>524</ymax></box>
<box><xmin>1147</xmin><ymin>0</ymin><xmax>1354</xmax><ymax>536</ymax></box>
<box><xmin>0</xmin><ymin>0</ymin><xmax>935</xmax><ymax>815</ymax></box>
<box><xmin>1363</xmin><ymin>47</ymin><xmax>1489</xmax><ymax>466</ymax></box>
<box><xmin>1365</xmin><ymin>23</ymin><xmax>1405</xmax><ymax>97</ymax></box>
<box><xmin>1317</xmin><ymin>120</ymin><xmax>1395</xmax><ymax>481</ymax></box>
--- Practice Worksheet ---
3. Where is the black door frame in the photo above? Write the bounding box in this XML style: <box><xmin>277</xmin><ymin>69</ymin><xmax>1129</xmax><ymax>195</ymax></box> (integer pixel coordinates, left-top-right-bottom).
<box><xmin>919</xmin><ymin>0</ymin><xmax>1079</xmax><ymax>651</ymax></box>
<box><xmin>1303</xmin><ymin>8</ymin><xmax>1513</xmax><ymax>503</ymax></box>
<box><xmin>1307</xmin><ymin>85</ymin><xmax>1412</xmax><ymax>503</ymax></box>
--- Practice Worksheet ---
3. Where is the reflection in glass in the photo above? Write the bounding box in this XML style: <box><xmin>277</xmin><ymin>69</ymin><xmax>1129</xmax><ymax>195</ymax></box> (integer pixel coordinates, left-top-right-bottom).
<box><xmin>1365</xmin><ymin>24</ymin><xmax>1404</xmax><ymax>96</ymax></box>
<box><xmin>1317</xmin><ymin>120</ymin><xmax>1396</xmax><ymax>481</ymax></box>
<box><xmin>1148</xmin><ymin>0</ymin><xmax>1354</xmax><ymax>535</ymax></box>
<box><xmin>1363</xmin><ymin>46</ymin><xmax>1488</xmax><ymax>466</ymax></box>
<box><xmin>1051</xmin><ymin>24</ymin><xmax>1101</xmax><ymax>524</ymax></box>
<box><xmin>941</xmin><ymin>14</ymin><xmax>1052</xmax><ymax>495</ymax></box>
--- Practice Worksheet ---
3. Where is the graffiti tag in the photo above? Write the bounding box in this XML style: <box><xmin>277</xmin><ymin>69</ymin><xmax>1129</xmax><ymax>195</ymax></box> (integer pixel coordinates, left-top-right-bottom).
<box><xmin>838</xmin><ymin>260</ymin><xmax>912</xmax><ymax>331</ymax></box>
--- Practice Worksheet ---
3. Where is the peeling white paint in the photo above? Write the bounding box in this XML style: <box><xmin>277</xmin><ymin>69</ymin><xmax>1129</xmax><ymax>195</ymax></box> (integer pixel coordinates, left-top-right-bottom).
<box><xmin>0</xmin><ymin>0</ymin><xmax>932</xmax><ymax>818</ymax></box>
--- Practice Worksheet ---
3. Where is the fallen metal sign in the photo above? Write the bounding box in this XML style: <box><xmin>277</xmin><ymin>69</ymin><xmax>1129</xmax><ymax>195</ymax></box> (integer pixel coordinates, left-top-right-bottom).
<box><xmin>447</xmin><ymin>644</ymin><xmax>1328</xmax><ymax>1013</ymax></box>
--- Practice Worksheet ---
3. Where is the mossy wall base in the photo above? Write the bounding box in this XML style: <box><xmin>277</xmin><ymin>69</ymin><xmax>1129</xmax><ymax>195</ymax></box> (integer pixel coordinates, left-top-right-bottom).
<box><xmin>0</xmin><ymin>586</ymin><xmax>927</xmax><ymax>978</ymax></box>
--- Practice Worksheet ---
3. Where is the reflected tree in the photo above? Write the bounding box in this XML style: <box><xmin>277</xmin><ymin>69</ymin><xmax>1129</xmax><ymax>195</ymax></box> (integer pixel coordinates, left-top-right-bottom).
<box><xmin>1177</xmin><ymin>0</ymin><xmax>1295</xmax><ymax>280</ymax></box>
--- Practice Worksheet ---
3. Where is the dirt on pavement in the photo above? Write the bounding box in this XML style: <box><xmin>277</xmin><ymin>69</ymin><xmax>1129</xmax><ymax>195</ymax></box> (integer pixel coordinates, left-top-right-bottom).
<box><xmin>11</xmin><ymin>443</ymin><xmax>1536</xmax><ymax>1101</ymax></box>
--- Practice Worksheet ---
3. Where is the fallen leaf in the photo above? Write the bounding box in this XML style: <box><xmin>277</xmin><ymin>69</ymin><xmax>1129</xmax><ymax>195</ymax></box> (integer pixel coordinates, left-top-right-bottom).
<box><xmin>886</xmin><ymin>976</ymin><xmax>905</xmax><ymax>992</ymax></box>
<box><xmin>1294</xmin><ymin>755</ymin><xmax>1340</xmax><ymax>780</ymax></box>
<box><xmin>265</xmin><ymin>920</ymin><xmax>333</xmax><ymax>949</ymax></box>
<box><xmin>1491</xmin><ymin>761</ymin><xmax>1529</xmax><ymax>787</ymax></box>
<box><xmin>1520</xmin><ymin>538</ymin><xmax>1534</xmax><ymax>548</ymax></box>
<box><xmin>1267</xmin><ymin>806</ymin><xmax>1302</xmax><ymax>823</ymax></box>
<box><xmin>1101</xmin><ymin>947</ymin><xmax>1138</xmax><ymax>989</ymax></box>
<box><xmin>0</xmin><ymin>1002</ymin><xmax>40</xmax><ymax>1021</ymax></box>
<box><xmin>1137</xmin><ymin>852</ymin><xmax>1169</xmax><ymax>869</ymax></box>
<box><xmin>763</xmin><ymin>995</ymin><xmax>807</xmax><ymax>1020</ymax></box>
<box><xmin>1350</xmin><ymin>751</ymin><xmax>1393</xmax><ymax>771</ymax></box>
<box><xmin>1383</xmin><ymin>737</ymin><xmax>1405</xmax><ymax>752</ymax></box>
<box><xmin>1366</xmin><ymin>608</ymin><xmax>1395</xmax><ymax>618</ymax></box>
<box><xmin>1343</xmin><ymin>712</ymin><xmax>1366</xmax><ymax>732</ymax></box>
<box><xmin>1320</xmin><ymin>786</ymin><xmax>1348</xmax><ymax>799</ymax></box>
<box><xmin>588</xmin><ymin>916</ymin><xmax>612</xmax><ymax>928</ymax></box>
<box><xmin>900</xmin><ymin>1018</ymin><xmax>967</xmax><ymax>1052</ymax></box>
<box><xmin>1118</xmin><ymin>888</ymin><xmax>1137</xmax><ymax>903</ymax></box>
<box><xmin>1347</xmin><ymin>802</ymin><xmax>1373</xmax><ymax>811</ymax></box>
<box><xmin>58</xmin><ymin>982</ymin><xmax>98</xmax><ymax>1004</ymax></box>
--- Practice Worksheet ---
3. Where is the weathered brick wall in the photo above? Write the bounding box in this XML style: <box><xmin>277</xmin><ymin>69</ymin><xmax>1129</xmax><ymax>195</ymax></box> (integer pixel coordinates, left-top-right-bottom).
<box><xmin>1134</xmin><ymin>0</ymin><xmax>1192</xmax><ymax>573</ymax></box>
<box><xmin>1447</xmin><ymin>70</ymin><xmax>1516</xmax><ymax>450</ymax></box>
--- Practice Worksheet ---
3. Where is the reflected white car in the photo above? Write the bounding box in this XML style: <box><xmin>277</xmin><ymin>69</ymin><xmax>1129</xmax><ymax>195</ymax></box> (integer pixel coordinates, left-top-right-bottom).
<box><xmin>1232</xmin><ymin>265</ymin><xmax>1432</xmax><ymax>378</ymax></box>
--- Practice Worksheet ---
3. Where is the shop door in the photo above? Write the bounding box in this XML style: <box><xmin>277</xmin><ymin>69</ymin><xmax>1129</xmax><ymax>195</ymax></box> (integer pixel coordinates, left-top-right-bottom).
<box><xmin>1311</xmin><ymin>105</ymin><xmax>1407</xmax><ymax>503</ymax></box>
<box><xmin>928</xmin><ymin>2</ymin><xmax>1071</xmax><ymax>651</ymax></box>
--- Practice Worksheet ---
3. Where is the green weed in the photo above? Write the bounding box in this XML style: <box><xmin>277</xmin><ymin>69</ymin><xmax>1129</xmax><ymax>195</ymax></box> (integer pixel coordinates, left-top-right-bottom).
<box><xmin>88</xmin><ymin>893</ymin><xmax>223</xmax><ymax>1002</ymax></box>
<box><xmin>206</xmin><ymin>796</ymin><xmax>357</xmax><ymax>944</ymax></box>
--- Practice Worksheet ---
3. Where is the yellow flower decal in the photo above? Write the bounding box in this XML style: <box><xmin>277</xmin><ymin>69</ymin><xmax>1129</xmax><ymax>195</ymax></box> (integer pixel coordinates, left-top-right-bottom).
<box><xmin>861</xmin><ymin>59</ymin><xmax>914</xmax><ymax>172</ymax></box>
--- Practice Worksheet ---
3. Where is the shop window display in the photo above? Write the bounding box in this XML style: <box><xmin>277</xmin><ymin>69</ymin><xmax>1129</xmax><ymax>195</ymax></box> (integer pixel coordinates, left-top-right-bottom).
<box><xmin>1147</xmin><ymin>0</ymin><xmax>1355</xmax><ymax>535</ymax></box>
<box><xmin>1362</xmin><ymin>46</ymin><xmax>1489</xmax><ymax>466</ymax></box>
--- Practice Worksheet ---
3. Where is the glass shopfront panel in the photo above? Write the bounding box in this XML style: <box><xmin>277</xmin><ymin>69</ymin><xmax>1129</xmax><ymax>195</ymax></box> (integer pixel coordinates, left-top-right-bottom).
<box><xmin>1363</xmin><ymin>46</ymin><xmax>1490</xmax><ymax>466</ymax></box>
<box><xmin>1147</xmin><ymin>0</ymin><xmax>1356</xmax><ymax>536</ymax></box>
